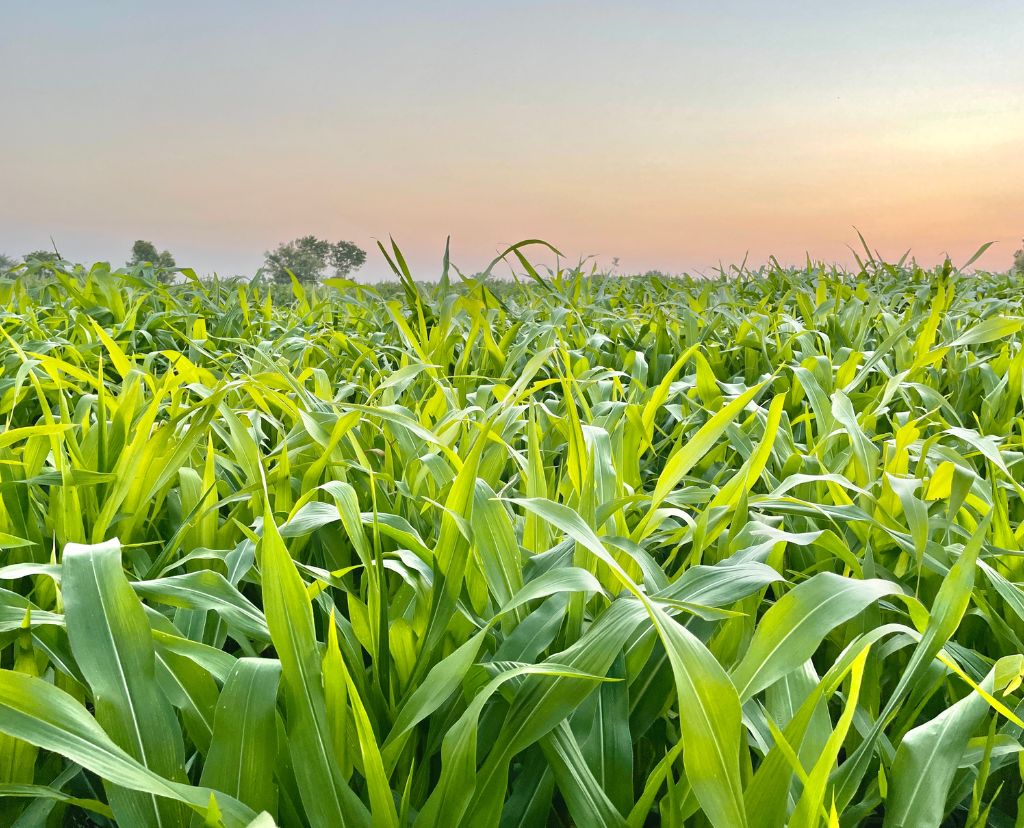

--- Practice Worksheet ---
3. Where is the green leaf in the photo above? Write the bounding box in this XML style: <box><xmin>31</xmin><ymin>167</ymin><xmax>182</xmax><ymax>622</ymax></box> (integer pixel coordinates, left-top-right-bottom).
<box><xmin>0</xmin><ymin>671</ymin><xmax>257</xmax><ymax>827</ymax></box>
<box><xmin>885</xmin><ymin>657</ymin><xmax>1021</xmax><ymax>828</ymax></box>
<box><xmin>642</xmin><ymin>382</ymin><xmax>766</xmax><ymax>530</ymax></box>
<box><xmin>731</xmin><ymin>573</ymin><xmax>900</xmax><ymax>701</ymax></box>
<box><xmin>200</xmin><ymin>658</ymin><xmax>282</xmax><ymax>818</ymax></box>
<box><xmin>258</xmin><ymin>509</ymin><xmax>370</xmax><ymax>828</ymax></box>
<box><xmin>62</xmin><ymin>539</ymin><xmax>190</xmax><ymax>826</ymax></box>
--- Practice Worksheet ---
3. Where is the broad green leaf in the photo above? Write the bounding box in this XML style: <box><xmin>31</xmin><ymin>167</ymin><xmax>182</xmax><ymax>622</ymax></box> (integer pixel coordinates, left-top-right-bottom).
<box><xmin>200</xmin><ymin>658</ymin><xmax>282</xmax><ymax>818</ymax></box>
<box><xmin>63</xmin><ymin>539</ymin><xmax>190</xmax><ymax>826</ymax></box>
<box><xmin>258</xmin><ymin>510</ymin><xmax>370</xmax><ymax>828</ymax></box>
<box><xmin>0</xmin><ymin>671</ymin><xmax>257</xmax><ymax>827</ymax></box>
<box><xmin>731</xmin><ymin>573</ymin><xmax>900</xmax><ymax>701</ymax></box>
<box><xmin>885</xmin><ymin>657</ymin><xmax>1021</xmax><ymax>828</ymax></box>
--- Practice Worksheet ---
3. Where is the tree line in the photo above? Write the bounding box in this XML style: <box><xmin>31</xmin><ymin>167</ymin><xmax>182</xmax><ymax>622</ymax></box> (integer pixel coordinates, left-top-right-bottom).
<box><xmin>6</xmin><ymin>238</ymin><xmax>1024</xmax><ymax>281</ymax></box>
<box><xmin>0</xmin><ymin>235</ymin><xmax>367</xmax><ymax>284</ymax></box>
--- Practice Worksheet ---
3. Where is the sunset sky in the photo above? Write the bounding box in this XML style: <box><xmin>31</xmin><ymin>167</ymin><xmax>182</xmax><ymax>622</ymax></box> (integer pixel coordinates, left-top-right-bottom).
<box><xmin>2</xmin><ymin>1</ymin><xmax>1022</xmax><ymax>278</ymax></box>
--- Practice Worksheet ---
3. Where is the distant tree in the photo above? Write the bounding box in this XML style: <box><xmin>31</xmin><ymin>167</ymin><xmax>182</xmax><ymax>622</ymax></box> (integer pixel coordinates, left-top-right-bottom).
<box><xmin>329</xmin><ymin>240</ymin><xmax>367</xmax><ymax>279</ymax></box>
<box><xmin>127</xmin><ymin>240</ymin><xmax>176</xmax><ymax>283</ymax></box>
<box><xmin>1014</xmin><ymin>240</ymin><xmax>1024</xmax><ymax>275</ymax></box>
<box><xmin>16</xmin><ymin>250</ymin><xmax>62</xmax><ymax>282</ymax></box>
<box><xmin>128</xmin><ymin>239</ymin><xmax>176</xmax><ymax>270</ymax></box>
<box><xmin>0</xmin><ymin>253</ymin><xmax>15</xmax><ymax>275</ymax></box>
<box><xmin>263</xmin><ymin>235</ymin><xmax>367</xmax><ymax>284</ymax></box>
<box><xmin>23</xmin><ymin>250</ymin><xmax>60</xmax><ymax>264</ymax></box>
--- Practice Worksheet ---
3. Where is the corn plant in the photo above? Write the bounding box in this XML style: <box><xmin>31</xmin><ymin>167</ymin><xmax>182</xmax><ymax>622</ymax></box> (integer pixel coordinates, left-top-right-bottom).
<box><xmin>1</xmin><ymin>244</ymin><xmax>1024</xmax><ymax>826</ymax></box>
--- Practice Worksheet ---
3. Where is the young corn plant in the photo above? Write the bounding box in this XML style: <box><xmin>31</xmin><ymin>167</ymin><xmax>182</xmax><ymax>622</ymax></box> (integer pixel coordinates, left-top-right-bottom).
<box><xmin>1</xmin><ymin>245</ymin><xmax>1023</xmax><ymax>826</ymax></box>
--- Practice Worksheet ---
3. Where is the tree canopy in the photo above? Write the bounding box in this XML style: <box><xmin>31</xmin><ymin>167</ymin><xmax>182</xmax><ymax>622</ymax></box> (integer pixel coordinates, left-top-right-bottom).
<box><xmin>128</xmin><ymin>240</ymin><xmax>176</xmax><ymax>270</ymax></box>
<box><xmin>22</xmin><ymin>250</ymin><xmax>60</xmax><ymax>263</ymax></box>
<box><xmin>262</xmin><ymin>235</ymin><xmax>366</xmax><ymax>284</ymax></box>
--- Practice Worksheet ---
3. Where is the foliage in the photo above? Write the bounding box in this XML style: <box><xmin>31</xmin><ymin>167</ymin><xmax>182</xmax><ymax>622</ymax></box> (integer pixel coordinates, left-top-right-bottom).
<box><xmin>22</xmin><ymin>249</ymin><xmax>61</xmax><ymax>264</ymax></box>
<box><xmin>128</xmin><ymin>239</ymin><xmax>176</xmax><ymax>268</ymax></box>
<box><xmin>0</xmin><ymin>253</ymin><xmax>15</xmax><ymax>275</ymax></box>
<box><xmin>1</xmin><ymin>246</ymin><xmax>1024</xmax><ymax>826</ymax></box>
<box><xmin>262</xmin><ymin>235</ymin><xmax>367</xmax><ymax>284</ymax></box>
<box><xmin>1014</xmin><ymin>239</ymin><xmax>1024</xmax><ymax>275</ymax></box>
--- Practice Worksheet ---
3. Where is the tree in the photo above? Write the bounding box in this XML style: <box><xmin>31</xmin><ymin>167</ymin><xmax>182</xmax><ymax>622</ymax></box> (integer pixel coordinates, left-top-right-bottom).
<box><xmin>0</xmin><ymin>253</ymin><xmax>15</xmax><ymax>275</ymax></box>
<box><xmin>329</xmin><ymin>240</ymin><xmax>367</xmax><ymax>279</ymax></box>
<box><xmin>17</xmin><ymin>250</ymin><xmax>62</xmax><ymax>281</ymax></box>
<box><xmin>263</xmin><ymin>235</ymin><xmax>367</xmax><ymax>284</ymax></box>
<box><xmin>23</xmin><ymin>250</ymin><xmax>60</xmax><ymax>265</ymax></box>
<box><xmin>128</xmin><ymin>240</ymin><xmax>176</xmax><ymax>270</ymax></box>
<box><xmin>1014</xmin><ymin>239</ymin><xmax>1024</xmax><ymax>275</ymax></box>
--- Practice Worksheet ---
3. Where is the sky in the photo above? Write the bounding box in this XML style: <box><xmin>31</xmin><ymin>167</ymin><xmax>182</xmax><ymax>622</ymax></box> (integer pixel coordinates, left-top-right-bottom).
<box><xmin>1</xmin><ymin>1</ymin><xmax>1022</xmax><ymax>279</ymax></box>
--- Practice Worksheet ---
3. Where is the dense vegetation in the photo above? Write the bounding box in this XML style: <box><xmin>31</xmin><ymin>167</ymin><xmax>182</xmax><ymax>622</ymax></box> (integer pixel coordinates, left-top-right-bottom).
<box><xmin>1</xmin><ymin>245</ymin><xmax>1024</xmax><ymax>827</ymax></box>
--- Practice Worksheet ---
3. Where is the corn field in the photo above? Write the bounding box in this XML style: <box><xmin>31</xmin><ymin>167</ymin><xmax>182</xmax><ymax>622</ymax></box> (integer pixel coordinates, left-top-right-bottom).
<box><xmin>2</xmin><ymin>243</ymin><xmax>1024</xmax><ymax>827</ymax></box>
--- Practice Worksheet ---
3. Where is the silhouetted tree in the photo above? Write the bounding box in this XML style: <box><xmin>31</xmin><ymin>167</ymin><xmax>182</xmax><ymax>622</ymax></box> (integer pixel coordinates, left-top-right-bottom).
<box><xmin>263</xmin><ymin>235</ymin><xmax>366</xmax><ymax>284</ymax></box>
<box><xmin>128</xmin><ymin>240</ymin><xmax>176</xmax><ymax>269</ymax></box>
<box><xmin>23</xmin><ymin>250</ymin><xmax>60</xmax><ymax>265</ymax></box>
<box><xmin>127</xmin><ymin>240</ymin><xmax>177</xmax><ymax>283</ymax></box>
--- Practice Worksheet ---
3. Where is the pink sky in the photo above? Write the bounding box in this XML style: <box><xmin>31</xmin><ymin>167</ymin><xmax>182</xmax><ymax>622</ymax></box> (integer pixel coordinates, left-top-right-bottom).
<box><xmin>2</xmin><ymin>2</ymin><xmax>1022</xmax><ymax>278</ymax></box>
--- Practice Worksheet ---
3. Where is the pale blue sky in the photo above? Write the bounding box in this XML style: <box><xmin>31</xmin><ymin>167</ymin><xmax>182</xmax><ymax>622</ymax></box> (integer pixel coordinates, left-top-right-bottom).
<box><xmin>2</xmin><ymin>1</ymin><xmax>1022</xmax><ymax>277</ymax></box>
